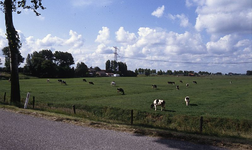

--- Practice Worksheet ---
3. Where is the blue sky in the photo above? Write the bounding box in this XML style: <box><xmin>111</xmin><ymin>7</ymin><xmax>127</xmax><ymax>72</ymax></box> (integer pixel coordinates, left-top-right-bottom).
<box><xmin>0</xmin><ymin>0</ymin><xmax>251</xmax><ymax>74</ymax></box>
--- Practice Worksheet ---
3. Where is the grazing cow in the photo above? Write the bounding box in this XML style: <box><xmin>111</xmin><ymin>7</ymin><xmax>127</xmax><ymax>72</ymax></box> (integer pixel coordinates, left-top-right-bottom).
<box><xmin>193</xmin><ymin>81</ymin><xmax>197</xmax><ymax>84</ymax></box>
<box><xmin>186</xmin><ymin>83</ymin><xmax>189</xmax><ymax>87</ymax></box>
<box><xmin>151</xmin><ymin>99</ymin><xmax>165</xmax><ymax>111</ymax></box>
<box><xmin>89</xmin><ymin>82</ymin><xmax>94</xmax><ymax>85</ymax></box>
<box><xmin>111</xmin><ymin>81</ymin><xmax>116</xmax><ymax>86</ymax></box>
<box><xmin>58</xmin><ymin>79</ymin><xmax>62</xmax><ymax>83</ymax></box>
<box><xmin>176</xmin><ymin>85</ymin><xmax>179</xmax><ymax>90</ymax></box>
<box><xmin>152</xmin><ymin>84</ymin><xmax>157</xmax><ymax>89</ymax></box>
<box><xmin>117</xmin><ymin>88</ymin><xmax>125</xmax><ymax>95</ymax></box>
<box><xmin>62</xmin><ymin>80</ymin><xmax>67</xmax><ymax>85</ymax></box>
<box><xmin>185</xmin><ymin>96</ymin><xmax>190</xmax><ymax>106</ymax></box>
<box><xmin>83</xmin><ymin>79</ymin><xmax>87</xmax><ymax>82</ymax></box>
<box><xmin>168</xmin><ymin>81</ymin><xmax>175</xmax><ymax>85</ymax></box>
<box><xmin>180</xmin><ymin>80</ymin><xmax>183</xmax><ymax>83</ymax></box>
<box><xmin>47</xmin><ymin>79</ymin><xmax>50</xmax><ymax>83</ymax></box>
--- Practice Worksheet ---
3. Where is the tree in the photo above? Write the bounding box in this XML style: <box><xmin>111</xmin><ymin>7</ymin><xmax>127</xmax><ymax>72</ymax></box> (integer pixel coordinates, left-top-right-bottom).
<box><xmin>134</xmin><ymin>69</ymin><xmax>138</xmax><ymax>75</ymax></box>
<box><xmin>0</xmin><ymin>0</ymin><xmax>45</xmax><ymax>106</ymax></box>
<box><xmin>105</xmin><ymin>60</ymin><xmax>111</xmax><ymax>71</ymax></box>
<box><xmin>54</xmin><ymin>51</ymin><xmax>74</xmax><ymax>77</ymax></box>
<box><xmin>157</xmin><ymin>70</ymin><xmax>163</xmax><ymax>75</ymax></box>
<box><xmin>144</xmin><ymin>68</ymin><xmax>150</xmax><ymax>76</ymax></box>
<box><xmin>75</xmin><ymin>62</ymin><xmax>88</xmax><ymax>77</ymax></box>
<box><xmin>117</xmin><ymin>62</ymin><xmax>127</xmax><ymax>76</ymax></box>
<box><xmin>2</xmin><ymin>46</ymin><xmax>24</xmax><ymax>72</ymax></box>
<box><xmin>54</xmin><ymin>51</ymin><xmax>74</xmax><ymax>67</ymax></box>
<box><xmin>166</xmin><ymin>70</ymin><xmax>172</xmax><ymax>75</ymax></box>
<box><xmin>247</xmin><ymin>70</ymin><xmax>252</xmax><ymax>75</ymax></box>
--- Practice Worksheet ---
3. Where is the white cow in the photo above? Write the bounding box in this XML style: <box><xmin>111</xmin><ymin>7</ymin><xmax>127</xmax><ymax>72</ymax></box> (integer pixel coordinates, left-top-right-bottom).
<box><xmin>185</xmin><ymin>96</ymin><xmax>190</xmax><ymax>106</ymax></box>
<box><xmin>151</xmin><ymin>99</ymin><xmax>165</xmax><ymax>111</ymax></box>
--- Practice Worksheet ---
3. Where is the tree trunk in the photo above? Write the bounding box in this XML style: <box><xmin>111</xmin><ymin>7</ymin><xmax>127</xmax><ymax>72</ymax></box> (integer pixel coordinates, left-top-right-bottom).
<box><xmin>4</xmin><ymin>0</ymin><xmax>21</xmax><ymax>107</ymax></box>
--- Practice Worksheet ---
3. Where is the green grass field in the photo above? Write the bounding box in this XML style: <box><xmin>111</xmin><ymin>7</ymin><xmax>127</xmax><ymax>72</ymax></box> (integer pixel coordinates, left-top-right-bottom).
<box><xmin>1</xmin><ymin>75</ymin><xmax>251</xmax><ymax>120</ymax></box>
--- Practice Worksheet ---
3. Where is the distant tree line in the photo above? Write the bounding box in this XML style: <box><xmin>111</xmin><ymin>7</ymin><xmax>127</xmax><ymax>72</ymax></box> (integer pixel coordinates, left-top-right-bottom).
<box><xmin>1</xmin><ymin>48</ymin><xmax>137</xmax><ymax>78</ymax></box>
<box><xmin>135</xmin><ymin>68</ymin><xmax>213</xmax><ymax>76</ymax></box>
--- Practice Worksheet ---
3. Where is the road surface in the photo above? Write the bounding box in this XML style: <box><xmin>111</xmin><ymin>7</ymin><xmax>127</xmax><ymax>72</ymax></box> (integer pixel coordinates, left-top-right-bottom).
<box><xmin>0</xmin><ymin>108</ymin><xmax>226</xmax><ymax>150</ymax></box>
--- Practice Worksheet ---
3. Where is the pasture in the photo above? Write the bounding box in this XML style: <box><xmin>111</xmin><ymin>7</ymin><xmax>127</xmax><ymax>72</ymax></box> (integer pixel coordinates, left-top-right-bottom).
<box><xmin>0</xmin><ymin>75</ymin><xmax>252</xmax><ymax>137</ymax></box>
<box><xmin>0</xmin><ymin>75</ymin><xmax>251</xmax><ymax>119</ymax></box>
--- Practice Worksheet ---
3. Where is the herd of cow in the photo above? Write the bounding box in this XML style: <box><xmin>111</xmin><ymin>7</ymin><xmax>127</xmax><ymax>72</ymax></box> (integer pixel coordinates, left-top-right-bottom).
<box><xmin>53</xmin><ymin>78</ymin><xmax>197</xmax><ymax>112</ymax></box>
<box><xmin>151</xmin><ymin>80</ymin><xmax>197</xmax><ymax>111</ymax></box>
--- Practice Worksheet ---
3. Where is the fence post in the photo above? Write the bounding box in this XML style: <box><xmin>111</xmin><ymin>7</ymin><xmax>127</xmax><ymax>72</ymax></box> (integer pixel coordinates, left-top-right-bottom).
<box><xmin>32</xmin><ymin>96</ymin><xmax>35</xmax><ymax>109</ymax></box>
<box><xmin>73</xmin><ymin>105</ymin><xmax>76</xmax><ymax>114</ymax></box>
<box><xmin>4</xmin><ymin>92</ymin><xmax>6</xmax><ymax>102</ymax></box>
<box><xmin>131</xmin><ymin>110</ymin><xmax>133</xmax><ymax>125</ymax></box>
<box><xmin>200</xmin><ymin>116</ymin><xmax>203</xmax><ymax>133</ymax></box>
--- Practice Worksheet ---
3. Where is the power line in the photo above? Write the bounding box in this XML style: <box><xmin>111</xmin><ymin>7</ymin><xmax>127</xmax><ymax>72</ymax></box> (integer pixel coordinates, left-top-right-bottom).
<box><xmin>120</xmin><ymin>56</ymin><xmax>252</xmax><ymax>65</ymax></box>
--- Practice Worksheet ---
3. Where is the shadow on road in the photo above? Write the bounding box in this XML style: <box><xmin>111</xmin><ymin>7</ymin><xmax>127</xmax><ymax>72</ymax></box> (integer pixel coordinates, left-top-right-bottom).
<box><xmin>153</xmin><ymin>137</ymin><xmax>225</xmax><ymax>150</ymax></box>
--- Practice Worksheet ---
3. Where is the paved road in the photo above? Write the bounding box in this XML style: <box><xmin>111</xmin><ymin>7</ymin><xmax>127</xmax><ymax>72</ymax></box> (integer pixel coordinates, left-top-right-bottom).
<box><xmin>0</xmin><ymin>108</ymin><xmax>226</xmax><ymax>150</ymax></box>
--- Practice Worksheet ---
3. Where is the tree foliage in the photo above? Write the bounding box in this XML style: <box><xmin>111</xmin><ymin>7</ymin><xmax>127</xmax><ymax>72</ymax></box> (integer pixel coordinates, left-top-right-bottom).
<box><xmin>2</xmin><ymin>46</ymin><xmax>24</xmax><ymax>71</ymax></box>
<box><xmin>105</xmin><ymin>60</ymin><xmax>128</xmax><ymax>76</ymax></box>
<box><xmin>75</xmin><ymin>62</ymin><xmax>88</xmax><ymax>77</ymax></box>
<box><xmin>24</xmin><ymin>49</ymin><xmax>75</xmax><ymax>78</ymax></box>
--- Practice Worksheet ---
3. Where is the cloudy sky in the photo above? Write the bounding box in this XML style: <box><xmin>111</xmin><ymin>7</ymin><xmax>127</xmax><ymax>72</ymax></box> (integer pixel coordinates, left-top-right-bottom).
<box><xmin>0</xmin><ymin>0</ymin><xmax>251</xmax><ymax>74</ymax></box>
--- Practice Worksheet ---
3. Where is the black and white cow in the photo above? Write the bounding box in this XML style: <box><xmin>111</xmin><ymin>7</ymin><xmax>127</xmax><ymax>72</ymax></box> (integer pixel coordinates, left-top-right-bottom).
<box><xmin>168</xmin><ymin>81</ymin><xmax>175</xmax><ymax>85</ymax></box>
<box><xmin>62</xmin><ymin>80</ymin><xmax>67</xmax><ymax>85</ymax></box>
<box><xmin>151</xmin><ymin>99</ymin><xmax>165</xmax><ymax>111</ymax></box>
<box><xmin>117</xmin><ymin>88</ymin><xmax>125</xmax><ymax>95</ymax></box>
<box><xmin>89</xmin><ymin>82</ymin><xmax>94</xmax><ymax>85</ymax></box>
<box><xmin>185</xmin><ymin>96</ymin><xmax>190</xmax><ymax>106</ymax></box>
<box><xmin>176</xmin><ymin>85</ymin><xmax>179</xmax><ymax>90</ymax></box>
<box><xmin>193</xmin><ymin>81</ymin><xmax>197</xmax><ymax>84</ymax></box>
<box><xmin>111</xmin><ymin>81</ymin><xmax>116</xmax><ymax>86</ymax></box>
<box><xmin>83</xmin><ymin>79</ymin><xmax>87</xmax><ymax>82</ymax></box>
<box><xmin>186</xmin><ymin>83</ymin><xmax>189</xmax><ymax>87</ymax></box>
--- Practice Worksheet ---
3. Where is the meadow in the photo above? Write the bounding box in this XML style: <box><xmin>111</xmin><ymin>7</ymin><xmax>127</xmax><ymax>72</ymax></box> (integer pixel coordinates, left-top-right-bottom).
<box><xmin>0</xmin><ymin>75</ymin><xmax>252</xmax><ymax>137</ymax></box>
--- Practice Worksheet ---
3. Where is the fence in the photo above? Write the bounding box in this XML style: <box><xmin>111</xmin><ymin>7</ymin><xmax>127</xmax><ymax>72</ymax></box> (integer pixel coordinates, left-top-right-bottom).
<box><xmin>1</xmin><ymin>92</ymin><xmax>252</xmax><ymax>138</ymax></box>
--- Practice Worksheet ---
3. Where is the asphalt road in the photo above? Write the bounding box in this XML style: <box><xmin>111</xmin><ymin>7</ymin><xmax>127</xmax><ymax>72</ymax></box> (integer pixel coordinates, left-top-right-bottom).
<box><xmin>0</xmin><ymin>108</ymin><xmax>226</xmax><ymax>150</ymax></box>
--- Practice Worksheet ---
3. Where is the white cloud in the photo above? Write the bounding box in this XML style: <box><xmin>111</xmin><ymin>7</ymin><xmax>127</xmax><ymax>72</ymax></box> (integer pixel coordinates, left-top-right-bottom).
<box><xmin>206</xmin><ymin>34</ymin><xmax>252</xmax><ymax>61</ymax></box>
<box><xmin>95</xmin><ymin>27</ymin><xmax>110</xmax><ymax>44</ymax></box>
<box><xmin>116</xmin><ymin>27</ymin><xmax>137</xmax><ymax>44</ymax></box>
<box><xmin>65</xmin><ymin>30</ymin><xmax>85</xmax><ymax>48</ymax></box>
<box><xmin>151</xmin><ymin>5</ymin><xmax>165</xmax><ymax>18</ymax></box>
<box><xmin>116</xmin><ymin>27</ymin><xmax>207</xmax><ymax>63</ymax></box>
<box><xmin>95</xmin><ymin>44</ymin><xmax>114</xmax><ymax>54</ymax></box>
<box><xmin>206</xmin><ymin>34</ymin><xmax>236</xmax><ymax>54</ymax></box>
<box><xmin>193</xmin><ymin>0</ymin><xmax>252</xmax><ymax>35</ymax></box>
<box><xmin>168</xmin><ymin>14</ymin><xmax>189</xmax><ymax>27</ymax></box>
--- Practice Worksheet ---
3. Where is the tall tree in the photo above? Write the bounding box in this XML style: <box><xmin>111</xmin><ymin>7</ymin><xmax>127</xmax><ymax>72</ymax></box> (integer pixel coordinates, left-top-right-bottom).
<box><xmin>2</xmin><ymin>46</ymin><xmax>24</xmax><ymax>72</ymax></box>
<box><xmin>0</xmin><ymin>0</ymin><xmax>45</xmax><ymax>106</ymax></box>
<box><xmin>105</xmin><ymin>60</ymin><xmax>110</xmax><ymax>71</ymax></box>
<box><xmin>75</xmin><ymin>62</ymin><xmax>88</xmax><ymax>77</ymax></box>
<box><xmin>54</xmin><ymin>51</ymin><xmax>74</xmax><ymax>77</ymax></box>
